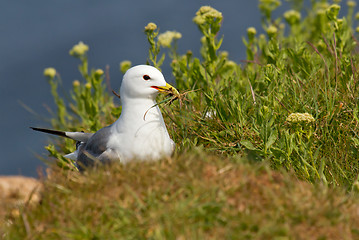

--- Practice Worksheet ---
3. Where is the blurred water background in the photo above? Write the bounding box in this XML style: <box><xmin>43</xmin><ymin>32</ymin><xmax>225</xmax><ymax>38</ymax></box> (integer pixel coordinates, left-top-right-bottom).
<box><xmin>1</xmin><ymin>0</ymin><xmax>351</xmax><ymax>176</ymax></box>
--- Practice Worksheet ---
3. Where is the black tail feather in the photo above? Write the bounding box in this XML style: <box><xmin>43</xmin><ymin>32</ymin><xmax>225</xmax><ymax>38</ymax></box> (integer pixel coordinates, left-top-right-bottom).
<box><xmin>30</xmin><ymin>127</ymin><xmax>69</xmax><ymax>138</ymax></box>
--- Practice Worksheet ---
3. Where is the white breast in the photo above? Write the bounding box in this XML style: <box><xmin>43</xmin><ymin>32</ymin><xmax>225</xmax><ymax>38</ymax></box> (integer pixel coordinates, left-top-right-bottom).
<box><xmin>107</xmin><ymin>105</ymin><xmax>174</xmax><ymax>163</ymax></box>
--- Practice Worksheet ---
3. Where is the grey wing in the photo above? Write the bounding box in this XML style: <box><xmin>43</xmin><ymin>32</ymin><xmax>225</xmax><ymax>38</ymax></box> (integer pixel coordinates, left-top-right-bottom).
<box><xmin>76</xmin><ymin>126</ymin><xmax>116</xmax><ymax>170</ymax></box>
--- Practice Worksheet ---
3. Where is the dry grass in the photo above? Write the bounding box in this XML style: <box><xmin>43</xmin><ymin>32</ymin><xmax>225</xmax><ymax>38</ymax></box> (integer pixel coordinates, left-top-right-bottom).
<box><xmin>2</xmin><ymin>151</ymin><xmax>359</xmax><ymax>239</ymax></box>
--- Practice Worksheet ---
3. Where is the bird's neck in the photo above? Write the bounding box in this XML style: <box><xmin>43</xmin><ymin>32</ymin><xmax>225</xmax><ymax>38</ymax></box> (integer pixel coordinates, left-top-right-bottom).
<box><xmin>112</xmin><ymin>97</ymin><xmax>164</xmax><ymax>131</ymax></box>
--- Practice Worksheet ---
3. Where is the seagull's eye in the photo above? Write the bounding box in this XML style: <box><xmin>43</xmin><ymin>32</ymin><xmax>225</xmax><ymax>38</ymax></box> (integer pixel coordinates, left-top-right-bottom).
<box><xmin>143</xmin><ymin>75</ymin><xmax>151</xmax><ymax>80</ymax></box>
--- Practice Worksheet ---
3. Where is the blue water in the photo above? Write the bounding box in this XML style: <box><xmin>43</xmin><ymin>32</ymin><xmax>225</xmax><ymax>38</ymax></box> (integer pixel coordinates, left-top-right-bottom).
<box><xmin>1</xmin><ymin>0</ymin><xmax>346</xmax><ymax>176</ymax></box>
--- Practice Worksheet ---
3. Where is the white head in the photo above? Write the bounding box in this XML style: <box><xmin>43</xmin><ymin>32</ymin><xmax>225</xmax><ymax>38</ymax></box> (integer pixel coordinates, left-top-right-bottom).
<box><xmin>120</xmin><ymin>65</ymin><xmax>175</xmax><ymax>100</ymax></box>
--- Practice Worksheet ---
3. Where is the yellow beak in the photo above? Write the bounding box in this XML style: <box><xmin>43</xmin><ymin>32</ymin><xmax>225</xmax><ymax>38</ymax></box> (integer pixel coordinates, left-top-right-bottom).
<box><xmin>151</xmin><ymin>83</ymin><xmax>179</xmax><ymax>97</ymax></box>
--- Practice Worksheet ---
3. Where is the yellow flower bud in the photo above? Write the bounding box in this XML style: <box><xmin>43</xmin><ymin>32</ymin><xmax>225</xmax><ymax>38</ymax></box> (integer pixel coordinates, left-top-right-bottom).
<box><xmin>220</xmin><ymin>51</ymin><xmax>229</xmax><ymax>58</ymax></box>
<box><xmin>247</xmin><ymin>27</ymin><xmax>257</xmax><ymax>36</ymax></box>
<box><xmin>144</xmin><ymin>22</ymin><xmax>157</xmax><ymax>32</ymax></box>
<box><xmin>247</xmin><ymin>27</ymin><xmax>257</xmax><ymax>41</ymax></box>
<box><xmin>266</xmin><ymin>25</ymin><xmax>278</xmax><ymax>38</ymax></box>
<box><xmin>259</xmin><ymin>34</ymin><xmax>266</xmax><ymax>41</ymax></box>
<box><xmin>69</xmin><ymin>41</ymin><xmax>89</xmax><ymax>57</ymax></box>
<box><xmin>225</xmin><ymin>60</ymin><xmax>236</xmax><ymax>68</ymax></box>
<box><xmin>120</xmin><ymin>60</ymin><xmax>132</xmax><ymax>73</ymax></box>
<box><xmin>355</xmin><ymin>12</ymin><xmax>359</xmax><ymax>20</ymax></box>
<box><xmin>85</xmin><ymin>83</ymin><xmax>92</xmax><ymax>89</ymax></box>
<box><xmin>200</xmin><ymin>36</ymin><xmax>206</xmax><ymax>44</ymax></box>
<box><xmin>43</xmin><ymin>67</ymin><xmax>56</xmax><ymax>78</ymax></box>
<box><xmin>95</xmin><ymin>69</ymin><xmax>104</xmax><ymax>77</ymax></box>
<box><xmin>73</xmin><ymin>80</ymin><xmax>80</xmax><ymax>87</ymax></box>
<box><xmin>174</xmin><ymin>32</ymin><xmax>182</xmax><ymax>39</ymax></box>
<box><xmin>348</xmin><ymin>1</ymin><xmax>356</xmax><ymax>8</ymax></box>
<box><xmin>193</xmin><ymin>15</ymin><xmax>206</xmax><ymax>25</ymax></box>
<box><xmin>284</xmin><ymin>10</ymin><xmax>301</xmax><ymax>25</ymax></box>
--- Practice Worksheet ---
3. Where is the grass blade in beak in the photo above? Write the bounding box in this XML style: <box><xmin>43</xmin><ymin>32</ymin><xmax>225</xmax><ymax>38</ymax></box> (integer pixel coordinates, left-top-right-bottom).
<box><xmin>151</xmin><ymin>83</ymin><xmax>179</xmax><ymax>97</ymax></box>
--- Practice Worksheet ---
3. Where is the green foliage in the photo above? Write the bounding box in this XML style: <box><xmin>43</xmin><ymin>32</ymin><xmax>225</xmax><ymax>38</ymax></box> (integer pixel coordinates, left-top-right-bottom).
<box><xmin>165</xmin><ymin>2</ymin><xmax>359</xmax><ymax>188</ymax></box>
<box><xmin>43</xmin><ymin>1</ymin><xmax>359</xmax><ymax>190</ymax></box>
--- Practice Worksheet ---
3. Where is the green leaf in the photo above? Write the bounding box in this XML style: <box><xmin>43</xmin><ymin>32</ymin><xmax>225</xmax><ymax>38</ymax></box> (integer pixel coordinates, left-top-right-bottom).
<box><xmin>265</xmin><ymin>131</ymin><xmax>278</xmax><ymax>150</ymax></box>
<box><xmin>240</xmin><ymin>140</ymin><xmax>257</xmax><ymax>150</ymax></box>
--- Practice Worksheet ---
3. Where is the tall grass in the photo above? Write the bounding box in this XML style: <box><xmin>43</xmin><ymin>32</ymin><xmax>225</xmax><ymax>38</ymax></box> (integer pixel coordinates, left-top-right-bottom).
<box><xmin>166</xmin><ymin>1</ymin><xmax>359</xmax><ymax>188</ymax></box>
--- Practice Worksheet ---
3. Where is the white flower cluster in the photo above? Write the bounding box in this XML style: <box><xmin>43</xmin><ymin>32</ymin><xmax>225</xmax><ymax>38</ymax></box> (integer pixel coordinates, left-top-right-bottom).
<box><xmin>69</xmin><ymin>41</ymin><xmax>89</xmax><ymax>57</ymax></box>
<box><xmin>193</xmin><ymin>6</ymin><xmax>222</xmax><ymax>25</ymax></box>
<box><xmin>158</xmin><ymin>31</ymin><xmax>182</xmax><ymax>48</ymax></box>
<box><xmin>286</xmin><ymin>113</ymin><xmax>315</xmax><ymax>124</ymax></box>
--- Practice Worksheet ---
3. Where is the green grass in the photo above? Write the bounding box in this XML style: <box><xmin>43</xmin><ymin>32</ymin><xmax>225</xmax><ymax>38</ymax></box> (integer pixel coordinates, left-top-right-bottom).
<box><xmin>3</xmin><ymin>0</ymin><xmax>359</xmax><ymax>238</ymax></box>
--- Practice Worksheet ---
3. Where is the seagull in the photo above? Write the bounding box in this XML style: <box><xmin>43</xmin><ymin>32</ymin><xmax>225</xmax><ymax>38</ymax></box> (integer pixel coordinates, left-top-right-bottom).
<box><xmin>32</xmin><ymin>65</ymin><xmax>179</xmax><ymax>170</ymax></box>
